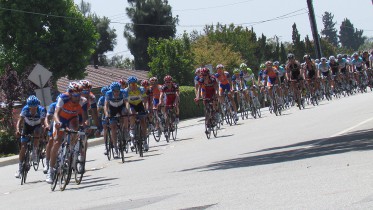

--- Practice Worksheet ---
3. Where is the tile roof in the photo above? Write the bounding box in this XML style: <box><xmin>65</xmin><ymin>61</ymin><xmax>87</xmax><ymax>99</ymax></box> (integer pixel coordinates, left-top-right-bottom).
<box><xmin>57</xmin><ymin>65</ymin><xmax>149</xmax><ymax>92</ymax></box>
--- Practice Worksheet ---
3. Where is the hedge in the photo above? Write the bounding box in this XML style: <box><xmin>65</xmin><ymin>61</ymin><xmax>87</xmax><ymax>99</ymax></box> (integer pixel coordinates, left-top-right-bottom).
<box><xmin>0</xmin><ymin>130</ymin><xmax>18</xmax><ymax>155</ymax></box>
<box><xmin>179</xmin><ymin>86</ymin><xmax>205</xmax><ymax>120</ymax></box>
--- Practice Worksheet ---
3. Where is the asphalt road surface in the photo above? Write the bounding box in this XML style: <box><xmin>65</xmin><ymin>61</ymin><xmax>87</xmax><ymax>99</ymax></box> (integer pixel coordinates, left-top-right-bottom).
<box><xmin>1</xmin><ymin>92</ymin><xmax>373</xmax><ymax>210</ymax></box>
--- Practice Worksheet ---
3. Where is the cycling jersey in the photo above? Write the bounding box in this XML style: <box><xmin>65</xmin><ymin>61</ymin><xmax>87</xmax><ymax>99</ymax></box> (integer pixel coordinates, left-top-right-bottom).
<box><xmin>351</xmin><ymin>57</ymin><xmax>364</xmax><ymax>71</ymax></box>
<box><xmin>231</xmin><ymin>75</ymin><xmax>241</xmax><ymax>90</ymax></box>
<box><xmin>214</xmin><ymin>71</ymin><xmax>230</xmax><ymax>85</ymax></box>
<box><xmin>199</xmin><ymin>76</ymin><xmax>217</xmax><ymax>99</ymax></box>
<box><xmin>275</xmin><ymin>66</ymin><xmax>286</xmax><ymax>78</ymax></box>
<box><xmin>20</xmin><ymin>105</ymin><xmax>46</xmax><ymax>126</ymax></box>
<box><xmin>287</xmin><ymin>62</ymin><xmax>301</xmax><ymax>80</ymax></box>
<box><xmin>329</xmin><ymin>61</ymin><xmax>339</xmax><ymax>75</ymax></box>
<box><xmin>264</xmin><ymin>68</ymin><xmax>277</xmax><ymax>85</ymax></box>
<box><xmin>363</xmin><ymin>56</ymin><xmax>370</xmax><ymax>68</ymax></box>
<box><xmin>338</xmin><ymin>58</ymin><xmax>348</xmax><ymax>70</ymax></box>
<box><xmin>318</xmin><ymin>63</ymin><xmax>330</xmax><ymax>73</ymax></box>
<box><xmin>258</xmin><ymin>70</ymin><xmax>265</xmax><ymax>82</ymax></box>
<box><xmin>150</xmin><ymin>84</ymin><xmax>162</xmax><ymax>107</ymax></box>
<box><xmin>124</xmin><ymin>86</ymin><xmax>146</xmax><ymax>106</ymax></box>
<box><xmin>56</xmin><ymin>93</ymin><xmax>88</xmax><ymax>120</ymax></box>
<box><xmin>98</xmin><ymin>95</ymin><xmax>105</xmax><ymax>109</ymax></box>
<box><xmin>47</xmin><ymin>102</ymin><xmax>57</xmax><ymax>116</ymax></box>
<box><xmin>305</xmin><ymin>62</ymin><xmax>316</xmax><ymax>79</ymax></box>
<box><xmin>105</xmin><ymin>89</ymin><xmax>126</xmax><ymax>107</ymax></box>
<box><xmin>161</xmin><ymin>83</ymin><xmax>179</xmax><ymax>106</ymax></box>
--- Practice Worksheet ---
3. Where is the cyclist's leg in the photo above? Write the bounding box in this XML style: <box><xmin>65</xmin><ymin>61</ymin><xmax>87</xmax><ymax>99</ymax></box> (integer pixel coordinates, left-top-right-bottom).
<box><xmin>32</xmin><ymin>125</ymin><xmax>42</xmax><ymax>163</ymax></box>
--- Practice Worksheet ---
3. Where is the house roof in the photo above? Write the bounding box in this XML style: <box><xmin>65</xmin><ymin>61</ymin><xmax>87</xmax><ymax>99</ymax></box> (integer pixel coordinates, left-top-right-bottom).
<box><xmin>57</xmin><ymin>65</ymin><xmax>149</xmax><ymax>92</ymax></box>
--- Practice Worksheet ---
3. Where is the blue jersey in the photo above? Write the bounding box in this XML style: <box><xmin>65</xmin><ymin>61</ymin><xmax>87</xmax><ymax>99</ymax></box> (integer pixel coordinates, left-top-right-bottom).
<box><xmin>258</xmin><ymin>70</ymin><xmax>265</xmax><ymax>81</ymax></box>
<box><xmin>20</xmin><ymin>105</ymin><xmax>46</xmax><ymax>126</ymax></box>
<box><xmin>105</xmin><ymin>90</ymin><xmax>126</xmax><ymax>107</ymax></box>
<box><xmin>47</xmin><ymin>102</ymin><xmax>57</xmax><ymax>116</ymax></box>
<box><xmin>318</xmin><ymin>63</ymin><xmax>330</xmax><ymax>73</ymax></box>
<box><xmin>98</xmin><ymin>96</ymin><xmax>105</xmax><ymax>109</ymax></box>
<box><xmin>338</xmin><ymin>58</ymin><xmax>348</xmax><ymax>69</ymax></box>
<box><xmin>351</xmin><ymin>57</ymin><xmax>364</xmax><ymax>69</ymax></box>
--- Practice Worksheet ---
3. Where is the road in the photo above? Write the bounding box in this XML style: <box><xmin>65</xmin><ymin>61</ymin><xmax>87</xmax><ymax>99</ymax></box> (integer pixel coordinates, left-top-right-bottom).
<box><xmin>1</xmin><ymin>92</ymin><xmax>373</xmax><ymax>210</ymax></box>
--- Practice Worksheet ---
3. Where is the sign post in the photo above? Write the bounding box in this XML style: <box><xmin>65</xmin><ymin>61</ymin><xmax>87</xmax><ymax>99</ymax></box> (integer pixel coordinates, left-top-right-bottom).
<box><xmin>28</xmin><ymin>64</ymin><xmax>52</xmax><ymax>107</ymax></box>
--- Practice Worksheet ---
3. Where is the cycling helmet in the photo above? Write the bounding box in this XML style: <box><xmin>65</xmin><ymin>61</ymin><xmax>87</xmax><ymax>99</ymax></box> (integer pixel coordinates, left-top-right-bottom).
<box><xmin>149</xmin><ymin>77</ymin><xmax>158</xmax><ymax>84</ymax></box>
<box><xmin>352</xmin><ymin>52</ymin><xmax>358</xmax><ymax>57</ymax></box>
<box><xmin>287</xmin><ymin>53</ymin><xmax>295</xmax><ymax>59</ymax></box>
<box><xmin>101</xmin><ymin>86</ymin><xmax>109</xmax><ymax>94</ymax></box>
<box><xmin>110</xmin><ymin>82</ymin><xmax>121</xmax><ymax>90</ymax></box>
<box><xmin>273</xmin><ymin>61</ymin><xmax>280</xmax><ymax>66</ymax></box>
<box><xmin>127</xmin><ymin>76</ymin><xmax>138</xmax><ymax>84</ymax></box>
<box><xmin>329</xmin><ymin>56</ymin><xmax>336</xmax><ymax>61</ymax></box>
<box><xmin>265</xmin><ymin>61</ymin><xmax>272</xmax><ymax>66</ymax></box>
<box><xmin>67</xmin><ymin>82</ymin><xmax>82</xmax><ymax>93</ymax></box>
<box><xmin>195</xmin><ymin>68</ymin><xmax>201</xmax><ymax>74</ymax></box>
<box><xmin>141</xmin><ymin>80</ymin><xmax>149</xmax><ymax>87</ymax></box>
<box><xmin>79</xmin><ymin>80</ymin><xmax>92</xmax><ymax>89</ymax></box>
<box><xmin>164</xmin><ymin>75</ymin><xmax>173</xmax><ymax>82</ymax></box>
<box><xmin>315</xmin><ymin>59</ymin><xmax>320</xmax><ymax>63</ymax></box>
<box><xmin>303</xmin><ymin>54</ymin><xmax>311</xmax><ymax>60</ymax></box>
<box><xmin>26</xmin><ymin>95</ymin><xmax>40</xmax><ymax>106</ymax></box>
<box><xmin>200</xmin><ymin>67</ymin><xmax>210</xmax><ymax>76</ymax></box>
<box><xmin>233</xmin><ymin>68</ymin><xmax>240</xmax><ymax>74</ymax></box>
<box><xmin>239</xmin><ymin>63</ymin><xmax>247</xmax><ymax>69</ymax></box>
<box><xmin>119</xmin><ymin>78</ymin><xmax>128</xmax><ymax>86</ymax></box>
<box><xmin>337</xmin><ymin>54</ymin><xmax>342</xmax><ymax>59</ymax></box>
<box><xmin>260</xmin><ymin>63</ymin><xmax>266</xmax><ymax>69</ymax></box>
<box><xmin>216</xmin><ymin>64</ymin><xmax>224</xmax><ymax>69</ymax></box>
<box><xmin>321</xmin><ymin>57</ymin><xmax>327</xmax><ymax>62</ymax></box>
<box><xmin>246</xmin><ymin>68</ymin><xmax>253</xmax><ymax>75</ymax></box>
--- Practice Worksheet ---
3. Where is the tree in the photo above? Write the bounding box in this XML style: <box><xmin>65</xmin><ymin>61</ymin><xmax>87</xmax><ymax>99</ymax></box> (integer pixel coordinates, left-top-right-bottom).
<box><xmin>321</xmin><ymin>12</ymin><xmax>338</xmax><ymax>47</ymax></box>
<box><xmin>304</xmin><ymin>35</ymin><xmax>315</xmax><ymax>58</ymax></box>
<box><xmin>106</xmin><ymin>55</ymin><xmax>135</xmax><ymax>69</ymax></box>
<box><xmin>124</xmin><ymin>0</ymin><xmax>178</xmax><ymax>70</ymax></box>
<box><xmin>279</xmin><ymin>42</ymin><xmax>287</xmax><ymax>64</ymax></box>
<box><xmin>339</xmin><ymin>18</ymin><xmax>366</xmax><ymax>50</ymax></box>
<box><xmin>78</xmin><ymin>0</ymin><xmax>117</xmax><ymax>68</ymax></box>
<box><xmin>291</xmin><ymin>23</ymin><xmax>306</xmax><ymax>60</ymax></box>
<box><xmin>90</xmin><ymin>14</ymin><xmax>117</xmax><ymax>67</ymax></box>
<box><xmin>191</xmin><ymin>36</ymin><xmax>244</xmax><ymax>72</ymax></box>
<box><xmin>148</xmin><ymin>33</ymin><xmax>194</xmax><ymax>85</ymax></box>
<box><xmin>0</xmin><ymin>0</ymin><xmax>97</xmax><ymax>80</ymax></box>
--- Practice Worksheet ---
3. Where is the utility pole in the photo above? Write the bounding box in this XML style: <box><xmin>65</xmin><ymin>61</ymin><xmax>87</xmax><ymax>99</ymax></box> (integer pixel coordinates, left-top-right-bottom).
<box><xmin>307</xmin><ymin>0</ymin><xmax>322</xmax><ymax>59</ymax></box>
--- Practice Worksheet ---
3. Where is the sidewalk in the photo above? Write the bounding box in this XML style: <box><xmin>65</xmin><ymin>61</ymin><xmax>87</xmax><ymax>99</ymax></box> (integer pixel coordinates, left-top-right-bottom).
<box><xmin>0</xmin><ymin>117</ymin><xmax>204</xmax><ymax>167</ymax></box>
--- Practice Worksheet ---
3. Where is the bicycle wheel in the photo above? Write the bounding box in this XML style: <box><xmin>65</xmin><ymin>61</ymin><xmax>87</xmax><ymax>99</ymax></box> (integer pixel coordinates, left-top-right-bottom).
<box><xmin>137</xmin><ymin>126</ymin><xmax>143</xmax><ymax>158</ymax></box>
<box><xmin>33</xmin><ymin>145</ymin><xmax>41</xmax><ymax>171</ymax></box>
<box><xmin>74</xmin><ymin>144</ymin><xmax>85</xmax><ymax>185</ymax></box>
<box><xmin>117</xmin><ymin>129</ymin><xmax>125</xmax><ymax>163</ymax></box>
<box><xmin>152</xmin><ymin>127</ymin><xmax>161</xmax><ymax>142</ymax></box>
<box><xmin>61</xmin><ymin>150</ymin><xmax>72</xmax><ymax>191</ymax></box>
<box><xmin>212</xmin><ymin>117</ymin><xmax>218</xmax><ymax>138</ymax></box>
<box><xmin>205</xmin><ymin>119</ymin><xmax>211</xmax><ymax>139</ymax></box>
<box><xmin>105</xmin><ymin>131</ymin><xmax>112</xmax><ymax>161</ymax></box>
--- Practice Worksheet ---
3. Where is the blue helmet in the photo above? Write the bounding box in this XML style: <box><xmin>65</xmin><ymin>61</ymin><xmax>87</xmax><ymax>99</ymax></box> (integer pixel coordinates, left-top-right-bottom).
<box><xmin>110</xmin><ymin>82</ymin><xmax>121</xmax><ymax>91</ymax></box>
<box><xmin>26</xmin><ymin>95</ymin><xmax>40</xmax><ymax>106</ymax></box>
<box><xmin>101</xmin><ymin>86</ymin><xmax>109</xmax><ymax>94</ymax></box>
<box><xmin>127</xmin><ymin>76</ymin><xmax>138</xmax><ymax>84</ymax></box>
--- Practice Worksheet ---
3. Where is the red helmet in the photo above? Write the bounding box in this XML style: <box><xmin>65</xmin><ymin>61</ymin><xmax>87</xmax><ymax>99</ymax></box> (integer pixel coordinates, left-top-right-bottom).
<box><xmin>119</xmin><ymin>78</ymin><xmax>127</xmax><ymax>86</ymax></box>
<box><xmin>164</xmin><ymin>75</ymin><xmax>173</xmax><ymax>82</ymax></box>
<box><xmin>141</xmin><ymin>79</ymin><xmax>149</xmax><ymax>87</ymax></box>
<box><xmin>67</xmin><ymin>82</ymin><xmax>82</xmax><ymax>93</ymax></box>
<box><xmin>79</xmin><ymin>80</ymin><xmax>91</xmax><ymax>89</ymax></box>
<box><xmin>201</xmin><ymin>67</ymin><xmax>210</xmax><ymax>76</ymax></box>
<box><xmin>149</xmin><ymin>77</ymin><xmax>158</xmax><ymax>84</ymax></box>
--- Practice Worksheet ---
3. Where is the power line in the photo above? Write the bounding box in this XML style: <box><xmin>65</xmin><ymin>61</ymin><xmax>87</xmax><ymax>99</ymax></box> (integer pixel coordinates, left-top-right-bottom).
<box><xmin>0</xmin><ymin>7</ymin><xmax>81</xmax><ymax>19</ymax></box>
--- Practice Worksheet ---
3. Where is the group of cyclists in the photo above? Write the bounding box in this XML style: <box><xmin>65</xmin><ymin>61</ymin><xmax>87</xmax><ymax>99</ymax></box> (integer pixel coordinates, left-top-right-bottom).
<box><xmin>194</xmin><ymin>50</ymin><xmax>373</xmax><ymax>136</ymax></box>
<box><xmin>13</xmin><ymin>49</ymin><xmax>373</xmax><ymax>187</ymax></box>
<box><xmin>14</xmin><ymin>75</ymin><xmax>180</xmax><ymax>186</ymax></box>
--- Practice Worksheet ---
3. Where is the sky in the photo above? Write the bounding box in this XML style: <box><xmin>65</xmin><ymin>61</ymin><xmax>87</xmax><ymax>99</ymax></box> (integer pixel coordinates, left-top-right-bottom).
<box><xmin>73</xmin><ymin>0</ymin><xmax>373</xmax><ymax>58</ymax></box>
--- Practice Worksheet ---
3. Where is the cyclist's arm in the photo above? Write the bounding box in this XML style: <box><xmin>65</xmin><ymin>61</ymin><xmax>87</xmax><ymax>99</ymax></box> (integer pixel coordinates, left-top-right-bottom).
<box><xmin>53</xmin><ymin>107</ymin><xmax>62</xmax><ymax>125</ymax></box>
<box><xmin>104</xmin><ymin>100</ymin><xmax>109</xmax><ymax>118</ymax></box>
<box><xmin>159</xmin><ymin>92</ymin><xmax>164</xmax><ymax>105</ymax></box>
<box><xmin>16</xmin><ymin>116</ymin><xmax>24</xmax><ymax>134</ymax></box>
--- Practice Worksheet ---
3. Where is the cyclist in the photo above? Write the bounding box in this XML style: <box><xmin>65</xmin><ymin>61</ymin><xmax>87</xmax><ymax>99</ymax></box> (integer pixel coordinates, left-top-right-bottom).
<box><xmin>263</xmin><ymin>61</ymin><xmax>280</xmax><ymax>101</ymax></box>
<box><xmin>124</xmin><ymin>76</ymin><xmax>149</xmax><ymax>151</ymax></box>
<box><xmin>43</xmin><ymin>101</ymin><xmax>57</xmax><ymax>174</ymax></box>
<box><xmin>329</xmin><ymin>56</ymin><xmax>340</xmax><ymax>90</ymax></box>
<box><xmin>303</xmin><ymin>55</ymin><xmax>319</xmax><ymax>96</ymax></box>
<box><xmin>362</xmin><ymin>51</ymin><xmax>370</xmax><ymax>68</ymax></box>
<box><xmin>149</xmin><ymin>77</ymin><xmax>162</xmax><ymax>137</ymax></box>
<box><xmin>351</xmin><ymin>52</ymin><xmax>366</xmax><ymax>85</ymax></box>
<box><xmin>119</xmin><ymin>78</ymin><xmax>128</xmax><ymax>90</ymax></box>
<box><xmin>46</xmin><ymin>82</ymin><xmax>88</xmax><ymax>183</ymax></box>
<box><xmin>15</xmin><ymin>95</ymin><xmax>46</xmax><ymax>178</ymax></box>
<box><xmin>215</xmin><ymin>64</ymin><xmax>239</xmax><ymax>121</ymax></box>
<box><xmin>104</xmin><ymin>82</ymin><xmax>127</xmax><ymax>158</ymax></box>
<box><xmin>231</xmin><ymin>68</ymin><xmax>242</xmax><ymax>109</ymax></box>
<box><xmin>141</xmin><ymin>79</ymin><xmax>154</xmax><ymax>132</ymax></box>
<box><xmin>285</xmin><ymin>53</ymin><xmax>304</xmax><ymax>106</ymax></box>
<box><xmin>97</xmin><ymin>86</ymin><xmax>109</xmax><ymax>155</ymax></box>
<box><xmin>194</xmin><ymin>68</ymin><xmax>202</xmax><ymax>96</ymax></box>
<box><xmin>159</xmin><ymin>75</ymin><xmax>180</xmax><ymax>135</ymax></box>
<box><xmin>195</xmin><ymin>67</ymin><xmax>219</xmax><ymax>124</ymax></box>
<box><xmin>370</xmin><ymin>51</ymin><xmax>373</xmax><ymax>69</ymax></box>
<box><xmin>79</xmin><ymin>80</ymin><xmax>100</xmax><ymax>136</ymax></box>
<box><xmin>273</xmin><ymin>61</ymin><xmax>286</xmax><ymax>85</ymax></box>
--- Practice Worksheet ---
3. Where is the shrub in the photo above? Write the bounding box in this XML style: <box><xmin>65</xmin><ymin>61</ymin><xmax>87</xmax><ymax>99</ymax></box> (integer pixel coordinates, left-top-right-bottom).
<box><xmin>0</xmin><ymin>130</ymin><xmax>18</xmax><ymax>155</ymax></box>
<box><xmin>179</xmin><ymin>86</ymin><xmax>204</xmax><ymax>120</ymax></box>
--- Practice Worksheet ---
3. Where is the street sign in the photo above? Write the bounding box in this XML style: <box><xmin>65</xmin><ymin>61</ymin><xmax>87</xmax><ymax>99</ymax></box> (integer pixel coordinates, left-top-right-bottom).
<box><xmin>34</xmin><ymin>87</ymin><xmax>53</xmax><ymax>107</ymax></box>
<box><xmin>28</xmin><ymin>64</ymin><xmax>52</xmax><ymax>88</ymax></box>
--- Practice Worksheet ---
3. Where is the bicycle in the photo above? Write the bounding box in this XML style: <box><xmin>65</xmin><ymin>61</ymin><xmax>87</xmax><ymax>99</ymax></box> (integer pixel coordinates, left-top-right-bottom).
<box><xmin>236</xmin><ymin>89</ymin><xmax>249</xmax><ymax>120</ymax></box>
<box><xmin>202</xmin><ymin>98</ymin><xmax>218</xmax><ymax>139</ymax></box>
<box><xmin>162</xmin><ymin>105</ymin><xmax>178</xmax><ymax>142</ymax></box>
<box><xmin>105</xmin><ymin>116</ymin><xmax>126</xmax><ymax>163</ymax></box>
<box><xmin>33</xmin><ymin>133</ymin><xmax>47</xmax><ymax>171</ymax></box>
<box><xmin>271</xmin><ymin>84</ymin><xmax>283</xmax><ymax>116</ymax></box>
<box><xmin>74</xmin><ymin>126</ymin><xmax>97</xmax><ymax>185</ymax></box>
<box><xmin>222</xmin><ymin>90</ymin><xmax>236</xmax><ymax>126</ymax></box>
<box><xmin>151</xmin><ymin>108</ymin><xmax>163</xmax><ymax>142</ymax></box>
<box><xmin>19</xmin><ymin>134</ymin><xmax>34</xmax><ymax>185</ymax></box>
<box><xmin>131</xmin><ymin>112</ymin><xmax>148</xmax><ymax>157</ymax></box>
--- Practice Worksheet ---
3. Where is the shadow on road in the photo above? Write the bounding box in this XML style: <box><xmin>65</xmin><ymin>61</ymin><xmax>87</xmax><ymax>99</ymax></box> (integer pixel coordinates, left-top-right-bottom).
<box><xmin>180</xmin><ymin>129</ymin><xmax>373</xmax><ymax>172</ymax></box>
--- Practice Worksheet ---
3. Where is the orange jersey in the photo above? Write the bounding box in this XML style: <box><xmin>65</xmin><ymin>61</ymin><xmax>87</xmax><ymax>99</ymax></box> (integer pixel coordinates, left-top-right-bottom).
<box><xmin>150</xmin><ymin>84</ymin><xmax>162</xmax><ymax>99</ymax></box>
<box><xmin>214</xmin><ymin>71</ymin><xmax>230</xmax><ymax>85</ymax></box>
<box><xmin>56</xmin><ymin>93</ymin><xmax>88</xmax><ymax>120</ymax></box>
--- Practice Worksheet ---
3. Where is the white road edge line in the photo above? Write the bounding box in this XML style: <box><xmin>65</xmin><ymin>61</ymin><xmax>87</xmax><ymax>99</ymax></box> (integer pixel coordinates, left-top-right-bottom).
<box><xmin>329</xmin><ymin>117</ymin><xmax>373</xmax><ymax>138</ymax></box>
